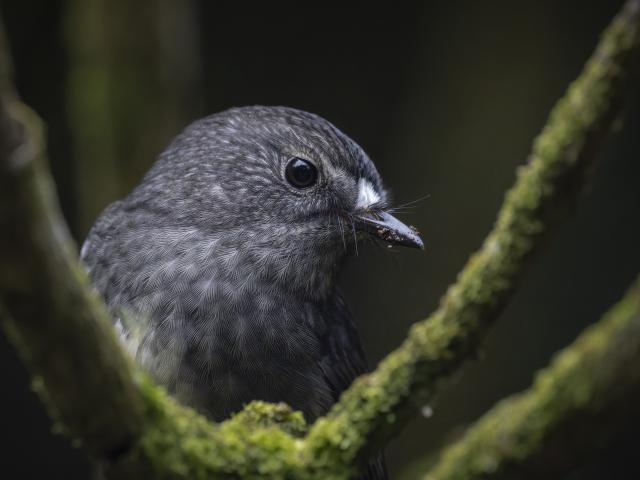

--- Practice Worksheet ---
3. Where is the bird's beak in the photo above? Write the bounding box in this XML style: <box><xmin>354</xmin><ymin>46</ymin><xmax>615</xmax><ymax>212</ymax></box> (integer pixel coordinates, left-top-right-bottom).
<box><xmin>355</xmin><ymin>210</ymin><xmax>424</xmax><ymax>249</ymax></box>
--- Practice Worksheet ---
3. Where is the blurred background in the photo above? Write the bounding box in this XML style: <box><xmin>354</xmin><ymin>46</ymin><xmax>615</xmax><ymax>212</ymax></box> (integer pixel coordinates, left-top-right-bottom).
<box><xmin>1</xmin><ymin>1</ymin><xmax>639</xmax><ymax>478</ymax></box>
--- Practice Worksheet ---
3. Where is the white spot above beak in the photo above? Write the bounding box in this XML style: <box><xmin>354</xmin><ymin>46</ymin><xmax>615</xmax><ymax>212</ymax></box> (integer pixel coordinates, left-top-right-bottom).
<box><xmin>356</xmin><ymin>178</ymin><xmax>381</xmax><ymax>210</ymax></box>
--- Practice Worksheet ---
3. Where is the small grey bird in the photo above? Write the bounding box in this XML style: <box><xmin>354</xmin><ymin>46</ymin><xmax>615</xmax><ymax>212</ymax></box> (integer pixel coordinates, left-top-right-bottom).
<box><xmin>81</xmin><ymin>106</ymin><xmax>423</xmax><ymax>479</ymax></box>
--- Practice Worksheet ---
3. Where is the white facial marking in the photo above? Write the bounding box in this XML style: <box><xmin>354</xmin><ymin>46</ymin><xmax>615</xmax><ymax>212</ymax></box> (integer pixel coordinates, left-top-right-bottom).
<box><xmin>356</xmin><ymin>178</ymin><xmax>381</xmax><ymax>210</ymax></box>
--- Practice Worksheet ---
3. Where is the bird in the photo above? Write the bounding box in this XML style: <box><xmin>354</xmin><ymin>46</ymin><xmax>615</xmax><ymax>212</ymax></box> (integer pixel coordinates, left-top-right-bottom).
<box><xmin>81</xmin><ymin>106</ymin><xmax>423</xmax><ymax>479</ymax></box>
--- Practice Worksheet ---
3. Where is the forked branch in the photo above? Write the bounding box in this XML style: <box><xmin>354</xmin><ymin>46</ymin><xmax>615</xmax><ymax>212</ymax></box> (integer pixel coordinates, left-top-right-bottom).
<box><xmin>1</xmin><ymin>2</ymin><xmax>639</xmax><ymax>479</ymax></box>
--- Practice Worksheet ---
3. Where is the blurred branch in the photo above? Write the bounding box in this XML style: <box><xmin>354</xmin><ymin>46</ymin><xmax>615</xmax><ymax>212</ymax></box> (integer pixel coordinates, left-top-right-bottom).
<box><xmin>1</xmin><ymin>1</ymin><xmax>640</xmax><ymax>479</ymax></box>
<box><xmin>0</xmin><ymin>13</ymin><xmax>308</xmax><ymax>479</ymax></box>
<box><xmin>303</xmin><ymin>0</ymin><xmax>640</xmax><ymax>473</ymax></box>
<box><xmin>0</xmin><ymin>20</ymin><xmax>147</xmax><ymax>458</ymax></box>
<box><xmin>424</xmin><ymin>275</ymin><xmax>640</xmax><ymax>480</ymax></box>
<box><xmin>65</xmin><ymin>0</ymin><xmax>202</xmax><ymax>235</ymax></box>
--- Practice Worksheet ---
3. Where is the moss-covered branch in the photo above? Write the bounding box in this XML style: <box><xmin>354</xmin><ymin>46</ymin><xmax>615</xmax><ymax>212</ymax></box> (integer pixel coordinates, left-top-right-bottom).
<box><xmin>0</xmin><ymin>21</ymin><xmax>146</xmax><ymax>458</ymax></box>
<box><xmin>424</xmin><ymin>275</ymin><xmax>640</xmax><ymax>480</ymax></box>
<box><xmin>303</xmin><ymin>0</ymin><xmax>640</xmax><ymax>473</ymax></box>
<box><xmin>1</xmin><ymin>1</ymin><xmax>640</xmax><ymax>479</ymax></box>
<box><xmin>0</xmin><ymin>15</ymin><xmax>310</xmax><ymax>479</ymax></box>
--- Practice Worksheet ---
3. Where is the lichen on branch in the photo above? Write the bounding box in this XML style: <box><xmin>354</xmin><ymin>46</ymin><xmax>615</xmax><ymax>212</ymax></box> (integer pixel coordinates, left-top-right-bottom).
<box><xmin>424</xmin><ymin>275</ymin><xmax>640</xmax><ymax>480</ymax></box>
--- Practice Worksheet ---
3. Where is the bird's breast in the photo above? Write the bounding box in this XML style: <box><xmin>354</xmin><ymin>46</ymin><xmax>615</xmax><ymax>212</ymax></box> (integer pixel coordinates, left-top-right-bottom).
<box><xmin>88</xmin><ymin>226</ymin><xmax>340</xmax><ymax>420</ymax></box>
<box><xmin>130</xmin><ymin>263</ymin><xmax>335</xmax><ymax>420</ymax></box>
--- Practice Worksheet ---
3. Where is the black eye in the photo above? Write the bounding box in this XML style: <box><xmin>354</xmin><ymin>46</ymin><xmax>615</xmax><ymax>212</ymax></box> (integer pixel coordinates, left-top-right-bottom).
<box><xmin>285</xmin><ymin>157</ymin><xmax>318</xmax><ymax>189</ymax></box>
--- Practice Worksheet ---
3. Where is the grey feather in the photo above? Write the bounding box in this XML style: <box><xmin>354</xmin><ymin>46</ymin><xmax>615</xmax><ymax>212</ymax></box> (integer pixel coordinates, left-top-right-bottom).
<box><xmin>82</xmin><ymin>106</ymin><xmax>390</xmax><ymax>479</ymax></box>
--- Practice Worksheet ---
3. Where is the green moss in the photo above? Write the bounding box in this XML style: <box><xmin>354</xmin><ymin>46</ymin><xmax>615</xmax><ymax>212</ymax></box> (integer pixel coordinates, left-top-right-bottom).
<box><xmin>232</xmin><ymin>401</ymin><xmax>308</xmax><ymax>438</ymax></box>
<box><xmin>303</xmin><ymin>1</ymin><xmax>640</xmax><ymax>474</ymax></box>
<box><xmin>424</xmin><ymin>278</ymin><xmax>640</xmax><ymax>480</ymax></box>
<box><xmin>107</xmin><ymin>375</ymin><xmax>319</xmax><ymax>480</ymax></box>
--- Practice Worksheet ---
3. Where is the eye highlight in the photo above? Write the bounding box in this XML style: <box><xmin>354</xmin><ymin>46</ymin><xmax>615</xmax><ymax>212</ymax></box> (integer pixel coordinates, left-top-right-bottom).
<box><xmin>285</xmin><ymin>157</ymin><xmax>318</xmax><ymax>189</ymax></box>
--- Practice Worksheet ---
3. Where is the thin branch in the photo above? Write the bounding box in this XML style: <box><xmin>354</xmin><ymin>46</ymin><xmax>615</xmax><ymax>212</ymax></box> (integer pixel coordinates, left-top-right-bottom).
<box><xmin>303</xmin><ymin>0</ymin><xmax>640</xmax><ymax>473</ymax></box>
<box><xmin>424</xmin><ymin>274</ymin><xmax>640</xmax><ymax>480</ymax></box>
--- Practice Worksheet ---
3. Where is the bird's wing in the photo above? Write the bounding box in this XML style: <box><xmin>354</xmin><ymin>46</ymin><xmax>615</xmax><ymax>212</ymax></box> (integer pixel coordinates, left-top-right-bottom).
<box><xmin>320</xmin><ymin>290</ymin><xmax>389</xmax><ymax>480</ymax></box>
<box><xmin>319</xmin><ymin>289</ymin><xmax>369</xmax><ymax>400</ymax></box>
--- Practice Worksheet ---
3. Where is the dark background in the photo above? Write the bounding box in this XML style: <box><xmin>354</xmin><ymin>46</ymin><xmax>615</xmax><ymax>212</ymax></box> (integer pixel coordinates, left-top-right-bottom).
<box><xmin>1</xmin><ymin>1</ymin><xmax>639</xmax><ymax>478</ymax></box>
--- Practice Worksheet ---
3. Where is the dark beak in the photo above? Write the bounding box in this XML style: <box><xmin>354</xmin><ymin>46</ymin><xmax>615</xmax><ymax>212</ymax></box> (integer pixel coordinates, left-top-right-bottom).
<box><xmin>355</xmin><ymin>210</ymin><xmax>424</xmax><ymax>249</ymax></box>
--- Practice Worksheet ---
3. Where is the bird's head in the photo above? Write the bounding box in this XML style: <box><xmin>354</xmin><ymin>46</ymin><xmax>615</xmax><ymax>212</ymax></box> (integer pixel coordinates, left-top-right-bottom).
<box><xmin>128</xmin><ymin>106</ymin><xmax>422</xmax><ymax>297</ymax></box>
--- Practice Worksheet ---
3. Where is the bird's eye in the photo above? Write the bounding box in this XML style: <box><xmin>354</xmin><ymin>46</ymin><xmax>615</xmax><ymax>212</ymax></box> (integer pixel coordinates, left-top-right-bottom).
<box><xmin>285</xmin><ymin>157</ymin><xmax>318</xmax><ymax>189</ymax></box>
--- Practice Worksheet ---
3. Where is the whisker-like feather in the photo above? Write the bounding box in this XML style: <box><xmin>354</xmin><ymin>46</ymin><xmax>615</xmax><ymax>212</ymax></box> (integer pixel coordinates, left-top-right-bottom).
<box><xmin>387</xmin><ymin>193</ymin><xmax>431</xmax><ymax>212</ymax></box>
<box><xmin>350</xmin><ymin>216</ymin><xmax>359</xmax><ymax>256</ymax></box>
